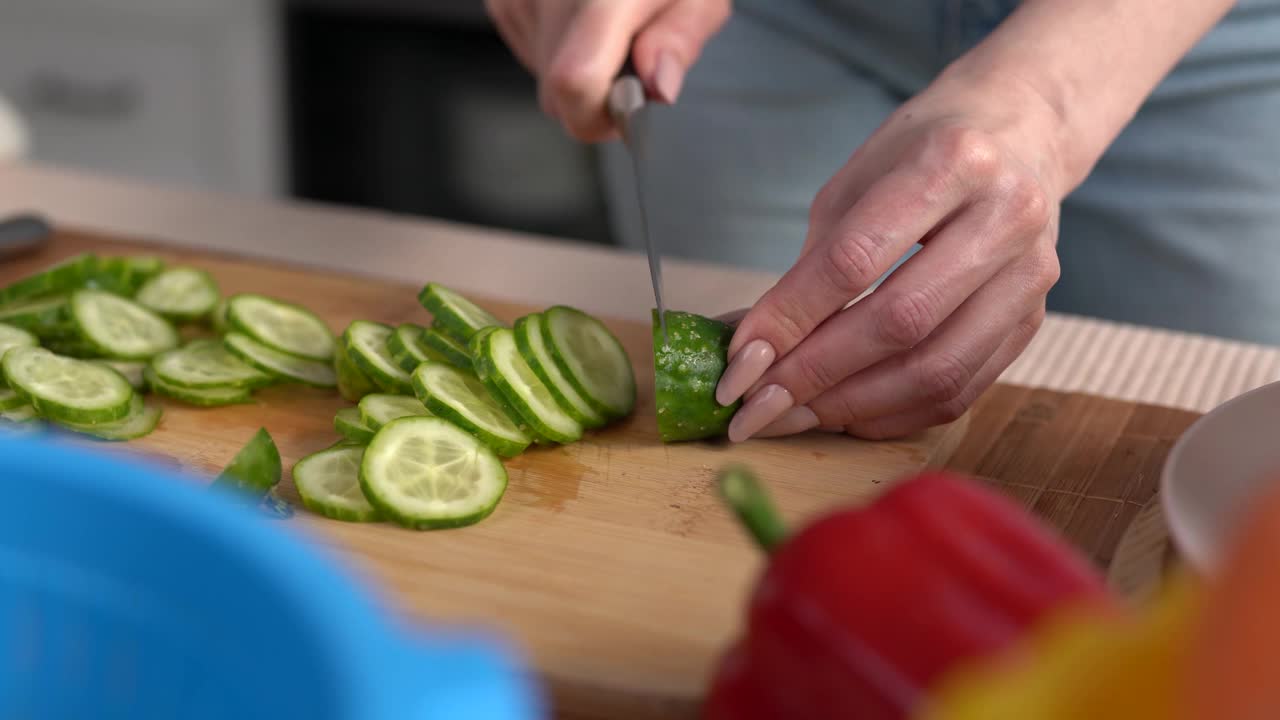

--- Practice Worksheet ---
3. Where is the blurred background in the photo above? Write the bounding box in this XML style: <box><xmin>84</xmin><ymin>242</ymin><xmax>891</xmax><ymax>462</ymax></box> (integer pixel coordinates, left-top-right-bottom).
<box><xmin>0</xmin><ymin>0</ymin><xmax>617</xmax><ymax>246</ymax></box>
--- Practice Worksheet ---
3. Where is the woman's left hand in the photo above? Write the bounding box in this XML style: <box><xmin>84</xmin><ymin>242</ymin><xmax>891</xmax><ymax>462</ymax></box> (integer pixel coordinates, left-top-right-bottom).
<box><xmin>716</xmin><ymin>69</ymin><xmax>1069</xmax><ymax>441</ymax></box>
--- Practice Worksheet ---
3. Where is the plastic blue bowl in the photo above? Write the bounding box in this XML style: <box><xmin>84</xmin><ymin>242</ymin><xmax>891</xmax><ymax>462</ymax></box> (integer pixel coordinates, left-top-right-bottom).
<box><xmin>0</xmin><ymin>431</ymin><xmax>545</xmax><ymax>720</ymax></box>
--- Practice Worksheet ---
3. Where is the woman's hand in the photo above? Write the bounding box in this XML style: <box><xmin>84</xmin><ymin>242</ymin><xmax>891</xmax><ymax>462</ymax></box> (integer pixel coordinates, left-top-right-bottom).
<box><xmin>483</xmin><ymin>0</ymin><xmax>730</xmax><ymax>141</ymax></box>
<box><xmin>716</xmin><ymin>70</ymin><xmax>1069</xmax><ymax>442</ymax></box>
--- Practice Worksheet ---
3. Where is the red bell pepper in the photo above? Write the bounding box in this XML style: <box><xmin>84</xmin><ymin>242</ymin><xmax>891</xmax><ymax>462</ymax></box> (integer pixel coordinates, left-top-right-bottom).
<box><xmin>703</xmin><ymin>466</ymin><xmax>1118</xmax><ymax>720</ymax></box>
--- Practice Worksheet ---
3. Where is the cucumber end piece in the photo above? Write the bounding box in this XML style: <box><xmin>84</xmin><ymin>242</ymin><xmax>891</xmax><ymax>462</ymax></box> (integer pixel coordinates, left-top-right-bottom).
<box><xmin>653</xmin><ymin>309</ymin><xmax>740</xmax><ymax>443</ymax></box>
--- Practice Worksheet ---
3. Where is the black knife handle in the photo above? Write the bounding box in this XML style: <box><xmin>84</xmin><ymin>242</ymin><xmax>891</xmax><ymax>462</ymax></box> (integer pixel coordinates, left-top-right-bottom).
<box><xmin>0</xmin><ymin>213</ymin><xmax>52</xmax><ymax>260</ymax></box>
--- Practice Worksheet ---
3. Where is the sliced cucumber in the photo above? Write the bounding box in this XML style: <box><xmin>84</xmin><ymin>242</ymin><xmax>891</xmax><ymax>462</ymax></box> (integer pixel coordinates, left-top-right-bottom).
<box><xmin>0</xmin><ymin>252</ymin><xmax>95</xmax><ymax>307</ymax></box>
<box><xmin>89</xmin><ymin>360</ymin><xmax>148</xmax><ymax>391</ymax></box>
<box><xmin>224</xmin><ymin>332</ymin><xmax>337</xmax><ymax>388</ymax></box>
<box><xmin>418</xmin><ymin>283</ymin><xmax>503</xmax><ymax>343</ymax></box>
<box><xmin>70</xmin><ymin>289</ymin><xmax>179</xmax><ymax>360</ymax></box>
<box><xmin>135</xmin><ymin>267</ymin><xmax>221</xmax><ymax>322</ymax></box>
<box><xmin>2</xmin><ymin>347</ymin><xmax>134</xmax><ymax>424</ymax></box>
<box><xmin>358</xmin><ymin>393</ymin><xmax>431</xmax><ymax>431</ymax></box>
<box><xmin>82</xmin><ymin>256</ymin><xmax>136</xmax><ymax>296</ymax></box>
<box><xmin>143</xmin><ymin>366</ymin><xmax>255</xmax><ymax>407</ymax></box>
<box><xmin>151</xmin><ymin>339</ymin><xmax>273</xmax><ymax>390</ymax></box>
<box><xmin>0</xmin><ymin>404</ymin><xmax>39</xmax><ymax>425</ymax></box>
<box><xmin>56</xmin><ymin>394</ymin><xmax>162</xmax><ymax>441</ymax></box>
<box><xmin>411</xmin><ymin>362</ymin><xmax>531</xmax><ymax>458</ymax></box>
<box><xmin>211</xmin><ymin>427</ymin><xmax>282</xmax><ymax>501</ymax></box>
<box><xmin>472</xmin><ymin>327</ymin><xmax>583</xmax><ymax>444</ymax></box>
<box><xmin>125</xmin><ymin>255</ymin><xmax>165</xmax><ymax>282</ymax></box>
<box><xmin>343</xmin><ymin>321</ymin><xmax>413</xmax><ymax>395</ymax></box>
<box><xmin>226</xmin><ymin>294</ymin><xmax>335</xmax><ymax>361</ymax></box>
<box><xmin>421</xmin><ymin>325</ymin><xmax>474</xmax><ymax>370</ymax></box>
<box><xmin>211</xmin><ymin>299</ymin><xmax>230</xmax><ymax>334</ymax></box>
<box><xmin>653</xmin><ymin>310</ymin><xmax>740</xmax><ymax>442</ymax></box>
<box><xmin>41</xmin><ymin>333</ymin><xmax>103</xmax><ymax>359</ymax></box>
<box><xmin>359</xmin><ymin>415</ymin><xmax>508</xmax><ymax>530</ymax></box>
<box><xmin>386</xmin><ymin>323</ymin><xmax>432</xmax><ymax>373</ymax></box>
<box><xmin>514</xmin><ymin>313</ymin><xmax>606</xmax><ymax>429</ymax></box>
<box><xmin>0</xmin><ymin>294</ymin><xmax>71</xmax><ymax>336</ymax></box>
<box><xmin>334</xmin><ymin>340</ymin><xmax>378</xmax><ymax>402</ymax></box>
<box><xmin>293</xmin><ymin>444</ymin><xmax>381</xmax><ymax>522</ymax></box>
<box><xmin>0</xmin><ymin>323</ymin><xmax>38</xmax><ymax>388</ymax></box>
<box><xmin>541</xmin><ymin>305</ymin><xmax>636</xmax><ymax>420</ymax></box>
<box><xmin>334</xmin><ymin>406</ymin><xmax>376</xmax><ymax>444</ymax></box>
<box><xmin>0</xmin><ymin>389</ymin><xmax>24</xmax><ymax>411</ymax></box>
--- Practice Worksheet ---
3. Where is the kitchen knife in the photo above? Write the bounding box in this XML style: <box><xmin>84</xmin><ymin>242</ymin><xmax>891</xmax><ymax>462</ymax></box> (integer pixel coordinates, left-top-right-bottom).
<box><xmin>607</xmin><ymin>63</ymin><xmax>668</xmax><ymax>343</ymax></box>
<box><xmin>0</xmin><ymin>212</ymin><xmax>52</xmax><ymax>260</ymax></box>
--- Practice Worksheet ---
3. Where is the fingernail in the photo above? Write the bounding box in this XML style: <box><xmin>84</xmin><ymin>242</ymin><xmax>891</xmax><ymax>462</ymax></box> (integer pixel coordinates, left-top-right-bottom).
<box><xmin>728</xmin><ymin>385</ymin><xmax>794</xmax><ymax>443</ymax></box>
<box><xmin>755</xmin><ymin>406</ymin><xmax>820</xmax><ymax>438</ymax></box>
<box><xmin>652</xmin><ymin>50</ymin><xmax>684</xmax><ymax>103</ymax></box>
<box><xmin>716</xmin><ymin>339</ymin><xmax>776</xmax><ymax>406</ymax></box>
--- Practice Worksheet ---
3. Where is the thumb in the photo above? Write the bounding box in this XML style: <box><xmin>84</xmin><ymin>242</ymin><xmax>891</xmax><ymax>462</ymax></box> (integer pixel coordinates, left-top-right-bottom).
<box><xmin>631</xmin><ymin>0</ymin><xmax>731</xmax><ymax>103</ymax></box>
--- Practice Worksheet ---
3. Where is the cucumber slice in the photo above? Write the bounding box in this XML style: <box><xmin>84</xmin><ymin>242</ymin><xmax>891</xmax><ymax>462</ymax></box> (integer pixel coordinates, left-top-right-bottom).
<box><xmin>82</xmin><ymin>256</ymin><xmax>136</xmax><ymax>296</ymax></box>
<box><xmin>135</xmin><ymin>267</ymin><xmax>221</xmax><ymax>322</ymax></box>
<box><xmin>653</xmin><ymin>310</ymin><xmax>740</xmax><ymax>442</ymax></box>
<box><xmin>411</xmin><ymin>362</ymin><xmax>531</xmax><ymax>458</ymax></box>
<box><xmin>211</xmin><ymin>299</ymin><xmax>230</xmax><ymax>334</ymax></box>
<box><xmin>143</xmin><ymin>367</ymin><xmax>255</xmax><ymax>407</ymax></box>
<box><xmin>0</xmin><ymin>323</ymin><xmax>38</xmax><ymax>388</ymax></box>
<box><xmin>421</xmin><ymin>325</ymin><xmax>474</xmax><ymax>370</ymax></box>
<box><xmin>0</xmin><ymin>294</ymin><xmax>71</xmax><ymax>335</ymax></box>
<box><xmin>334</xmin><ymin>406</ymin><xmax>376</xmax><ymax>444</ymax></box>
<box><xmin>359</xmin><ymin>415</ymin><xmax>508</xmax><ymax>530</ymax></box>
<box><xmin>70</xmin><ymin>289</ymin><xmax>179</xmax><ymax>360</ymax></box>
<box><xmin>151</xmin><ymin>339</ymin><xmax>273</xmax><ymax>390</ymax></box>
<box><xmin>0</xmin><ymin>252</ymin><xmax>95</xmax><ymax>307</ymax></box>
<box><xmin>56</xmin><ymin>394</ymin><xmax>162</xmax><ymax>441</ymax></box>
<box><xmin>334</xmin><ymin>340</ymin><xmax>378</xmax><ymax>402</ymax></box>
<box><xmin>2</xmin><ymin>347</ymin><xmax>134</xmax><ymax>424</ymax></box>
<box><xmin>211</xmin><ymin>427</ymin><xmax>282</xmax><ymax>501</ymax></box>
<box><xmin>343</xmin><ymin>321</ymin><xmax>413</xmax><ymax>395</ymax></box>
<box><xmin>89</xmin><ymin>360</ymin><xmax>148</xmax><ymax>391</ymax></box>
<box><xmin>0</xmin><ymin>404</ymin><xmax>39</xmax><ymax>425</ymax></box>
<box><xmin>541</xmin><ymin>306</ymin><xmax>636</xmax><ymax>420</ymax></box>
<box><xmin>224</xmin><ymin>332</ymin><xmax>337</xmax><ymax>388</ymax></box>
<box><xmin>226</xmin><ymin>294</ymin><xmax>335</xmax><ymax>361</ymax></box>
<box><xmin>386</xmin><ymin>323</ymin><xmax>432</xmax><ymax>373</ymax></box>
<box><xmin>0</xmin><ymin>389</ymin><xmax>24</xmax><ymax>411</ymax></box>
<box><xmin>358</xmin><ymin>393</ymin><xmax>431</xmax><ymax>431</ymax></box>
<box><xmin>417</xmin><ymin>283</ymin><xmax>503</xmax><ymax>343</ymax></box>
<box><xmin>125</xmin><ymin>255</ymin><xmax>165</xmax><ymax>281</ymax></box>
<box><xmin>472</xmin><ymin>327</ymin><xmax>583</xmax><ymax>444</ymax></box>
<box><xmin>293</xmin><ymin>444</ymin><xmax>381</xmax><ymax>522</ymax></box>
<box><xmin>514</xmin><ymin>313</ymin><xmax>606</xmax><ymax>429</ymax></box>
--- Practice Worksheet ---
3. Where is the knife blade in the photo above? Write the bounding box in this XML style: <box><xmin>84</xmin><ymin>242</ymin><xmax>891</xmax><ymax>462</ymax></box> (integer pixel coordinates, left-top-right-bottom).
<box><xmin>607</xmin><ymin>66</ymin><xmax>668</xmax><ymax>344</ymax></box>
<box><xmin>0</xmin><ymin>212</ymin><xmax>51</xmax><ymax>261</ymax></box>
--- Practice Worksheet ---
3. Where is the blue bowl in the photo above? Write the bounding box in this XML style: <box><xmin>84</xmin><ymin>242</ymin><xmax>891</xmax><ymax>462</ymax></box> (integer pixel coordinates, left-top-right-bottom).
<box><xmin>0</xmin><ymin>431</ymin><xmax>545</xmax><ymax>719</ymax></box>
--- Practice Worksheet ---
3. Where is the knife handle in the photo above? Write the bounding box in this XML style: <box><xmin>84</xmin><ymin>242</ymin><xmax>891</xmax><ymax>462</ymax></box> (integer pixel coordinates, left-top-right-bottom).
<box><xmin>0</xmin><ymin>212</ymin><xmax>52</xmax><ymax>260</ymax></box>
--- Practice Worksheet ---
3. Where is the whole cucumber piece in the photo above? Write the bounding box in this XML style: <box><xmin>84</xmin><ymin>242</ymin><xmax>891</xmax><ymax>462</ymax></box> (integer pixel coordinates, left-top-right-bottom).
<box><xmin>653</xmin><ymin>309</ymin><xmax>740</xmax><ymax>443</ymax></box>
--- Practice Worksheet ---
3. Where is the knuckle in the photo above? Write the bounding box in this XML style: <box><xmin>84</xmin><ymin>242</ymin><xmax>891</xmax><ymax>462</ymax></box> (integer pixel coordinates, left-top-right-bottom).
<box><xmin>875</xmin><ymin>290</ymin><xmax>938</xmax><ymax>350</ymax></box>
<box><xmin>1002</xmin><ymin>174</ymin><xmax>1053</xmax><ymax>233</ymax></box>
<box><xmin>932</xmin><ymin>126</ymin><xmax>1000</xmax><ymax>180</ymax></box>
<box><xmin>915</xmin><ymin>352</ymin><xmax>972</xmax><ymax>404</ymax></box>
<box><xmin>792</xmin><ymin>352</ymin><xmax>840</xmax><ymax>397</ymax></box>
<box><xmin>546</xmin><ymin>60</ymin><xmax>594</xmax><ymax>102</ymax></box>
<box><xmin>822</xmin><ymin>228</ymin><xmax>886</xmax><ymax>295</ymax></box>
<box><xmin>1026</xmin><ymin>250</ymin><xmax>1062</xmax><ymax>295</ymax></box>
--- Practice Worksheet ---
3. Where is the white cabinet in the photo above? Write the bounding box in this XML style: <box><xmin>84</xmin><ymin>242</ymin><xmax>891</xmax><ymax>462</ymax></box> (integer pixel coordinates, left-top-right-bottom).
<box><xmin>0</xmin><ymin>1</ymin><xmax>283</xmax><ymax>196</ymax></box>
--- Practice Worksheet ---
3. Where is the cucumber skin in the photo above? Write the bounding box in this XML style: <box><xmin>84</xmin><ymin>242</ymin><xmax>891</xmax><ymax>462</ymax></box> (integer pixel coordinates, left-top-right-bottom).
<box><xmin>387</xmin><ymin>324</ymin><xmax>431</xmax><ymax>373</ymax></box>
<box><xmin>417</xmin><ymin>283</ymin><xmax>503</xmax><ymax>344</ymax></box>
<box><xmin>342</xmin><ymin>322</ymin><xmax>413</xmax><ymax>395</ymax></box>
<box><xmin>513</xmin><ymin>314</ymin><xmax>606</xmax><ymax>429</ymax></box>
<box><xmin>333</xmin><ymin>407</ymin><xmax>375</xmax><ymax>444</ymax></box>
<box><xmin>211</xmin><ymin>427</ymin><xmax>282</xmax><ymax>501</ymax></box>
<box><xmin>653</xmin><ymin>310</ymin><xmax>741</xmax><ymax>443</ymax></box>
<box><xmin>409</xmin><ymin>364</ymin><xmax>531</xmax><ymax>459</ymax></box>
<box><xmin>470</xmin><ymin>328</ymin><xmax>583</xmax><ymax>445</ymax></box>
<box><xmin>540</xmin><ymin>305</ymin><xmax>636</xmax><ymax>420</ymax></box>
<box><xmin>0</xmin><ymin>253</ymin><xmax>94</xmax><ymax>307</ymax></box>
<box><xmin>143</xmin><ymin>367</ymin><xmax>255</xmax><ymax>407</ymax></box>
<box><xmin>421</xmin><ymin>325</ymin><xmax>474</xmax><ymax>371</ymax></box>
<box><xmin>334</xmin><ymin>340</ymin><xmax>379</xmax><ymax>402</ymax></box>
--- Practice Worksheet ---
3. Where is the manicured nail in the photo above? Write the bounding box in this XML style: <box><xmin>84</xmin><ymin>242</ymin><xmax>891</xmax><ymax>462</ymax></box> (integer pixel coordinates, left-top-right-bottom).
<box><xmin>755</xmin><ymin>406</ymin><xmax>819</xmax><ymax>438</ymax></box>
<box><xmin>652</xmin><ymin>50</ymin><xmax>684</xmax><ymax>103</ymax></box>
<box><xmin>716</xmin><ymin>339</ymin><xmax>776</xmax><ymax>406</ymax></box>
<box><xmin>728</xmin><ymin>384</ymin><xmax>794</xmax><ymax>443</ymax></box>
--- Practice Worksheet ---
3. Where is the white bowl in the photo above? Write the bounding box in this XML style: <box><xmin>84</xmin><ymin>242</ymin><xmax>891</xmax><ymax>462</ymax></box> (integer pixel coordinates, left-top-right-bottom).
<box><xmin>1162</xmin><ymin>379</ymin><xmax>1280</xmax><ymax>575</ymax></box>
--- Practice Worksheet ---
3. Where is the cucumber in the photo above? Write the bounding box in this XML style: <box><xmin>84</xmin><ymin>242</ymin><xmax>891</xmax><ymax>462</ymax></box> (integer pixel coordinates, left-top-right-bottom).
<box><xmin>135</xmin><ymin>267</ymin><xmax>221</xmax><ymax>322</ymax></box>
<box><xmin>541</xmin><ymin>305</ymin><xmax>636</xmax><ymax>420</ymax></box>
<box><xmin>151</xmin><ymin>338</ymin><xmax>273</xmax><ymax>390</ymax></box>
<box><xmin>293</xmin><ymin>444</ymin><xmax>381</xmax><ymax>522</ymax></box>
<box><xmin>211</xmin><ymin>427</ymin><xmax>282</xmax><ymax>501</ymax></box>
<box><xmin>334</xmin><ymin>340</ymin><xmax>378</xmax><ymax>402</ymax></box>
<box><xmin>211</xmin><ymin>299</ymin><xmax>230</xmax><ymax>334</ymax></box>
<box><xmin>225</xmin><ymin>294</ymin><xmax>335</xmax><ymax>361</ymax></box>
<box><xmin>2</xmin><ymin>347</ymin><xmax>135</xmax><ymax>425</ymax></box>
<box><xmin>0</xmin><ymin>389</ymin><xmax>24</xmax><ymax>411</ymax></box>
<box><xmin>0</xmin><ymin>294</ymin><xmax>71</xmax><ymax>336</ymax></box>
<box><xmin>0</xmin><ymin>404</ymin><xmax>39</xmax><ymax>425</ymax></box>
<box><xmin>653</xmin><ymin>309</ymin><xmax>740</xmax><ymax>442</ymax></box>
<box><xmin>421</xmin><ymin>325</ymin><xmax>474</xmax><ymax>371</ymax></box>
<box><xmin>89</xmin><ymin>360</ymin><xmax>148</xmax><ymax>391</ymax></box>
<box><xmin>333</xmin><ymin>407</ymin><xmax>376</xmax><ymax>444</ymax></box>
<box><xmin>70</xmin><ymin>289</ymin><xmax>179</xmax><ymax>360</ymax></box>
<box><xmin>418</xmin><ymin>283</ymin><xmax>503</xmax><ymax>343</ymax></box>
<box><xmin>514</xmin><ymin>313</ymin><xmax>606</xmax><ymax>429</ymax></box>
<box><xmin>55</xmin><ymin>394</ymin><xmax>162</xmax><ymax>441</ymax></box>
<box><xmin>386</xmin><ymin>323</ymin><xmax>432</xmax><ymax>373</ymax></box>
<box><xmin>224</xmin><ymin>332</ymin><xmax>337</xmax><ymax>388</ymax></box>
<box><xmin>472</xmin><ymin>327</ymin><xmax>583</xmax><ymax>444</ymax></box>
<box><xmin>343</xmin><ymin>321</ymin><xmax>413</xmax><ymax>395</ymax></box>
<box><xmin>359</xmin><ymin>415</ymin><xmax>508</xmax><ymax>530</ymax></box>
<box><xmin>143</xmin><ymin>367</ymin><xmax>255</xmax><ymax>407</ymax></box>
<box><xmin>0</xmin><ymin>323</ymin><xmax>38</xmax><ymax>388</ymax></box>
<box><xmin>411</xmin><ymin>362</ymin><xmax>531</xmax><ymax>458</ymax></box>
<box><xmin>0</xmin><ymin>252</ymin><xmax>95</xmax><ymax>307</ymax></box>
<box><xmin>358</xmin><ymin>393</ymin><xmax>431</xmax><ymax>431</ymax></box>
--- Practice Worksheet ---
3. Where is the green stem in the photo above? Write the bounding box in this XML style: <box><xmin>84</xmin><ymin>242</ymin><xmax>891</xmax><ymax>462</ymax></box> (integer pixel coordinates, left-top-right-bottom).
<box><xmin>717</xmin><ymin>465</ymin><xmax>788</xmax><ymax>552</ymax></box>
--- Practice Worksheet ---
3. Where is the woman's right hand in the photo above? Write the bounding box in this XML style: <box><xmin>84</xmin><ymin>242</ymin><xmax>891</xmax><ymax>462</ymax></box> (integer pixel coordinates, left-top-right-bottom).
<box><xmin>483</xmin><ymin>0</ymin><xmax>731</xmax><ymax>141</ymax></box>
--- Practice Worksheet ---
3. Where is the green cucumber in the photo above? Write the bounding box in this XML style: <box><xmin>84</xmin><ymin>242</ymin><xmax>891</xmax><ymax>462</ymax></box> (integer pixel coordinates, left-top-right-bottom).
<box><xmin>386</xmin><ymin>323</ymin><xmax>432</xmax><ymax>373</ymax></box>
<box><xmin>0</xmin><ymin>389</ymin><xmax>24</xmax><ymax>411</ymax></box>
<box><xmin>653</xmin><ymin>310</ymin><xmax>740</xmax><ymax>442</ymax></box>
<box><xmin>0</xmin><ymin>294</ymin><xmax>71</xmax><ymax>336</ymax></box>
<box><xmin>411</xmin><ymin>362</ymin><xmax>531</xmax><ymax>458</ymax></box>
<box><xmin>211</xmin><ymin>427</ymin><xmax>282</xmax><ymax>501</ymax></box>
<box><xmin>0</xmin><ymin>323</ymin><xmax>38</xmax><ymax>388</ymax></box>
<box><xmin>540</xmin><ymin>305</ymin><xmax>636</xmax><ymax>420</ymax></box>
<box><xmin>89</xmin><ymin>360</ymin><xmax>148</xmax><ymax>391</ymax></box>
<box><xmin>417</xmin><ymin>283</ymin><xmax>504</xmax><ymax>343</ymax></box>
<box><xmin>135</xmin><ymin>267</ymin><xmax>221</xmax><ymax>322</ymax></box>
<box><xmin>2</xmin><ymin>347</ymin><xmax>135</xmax><ymax>425</ymax></box>
<box><xmin>293</xmin><ymin>444</ymin><xmax>381</xmax><ymax>522</ymax></box>
<box><xmin>225</xmin><ymin>294</ymin><xmax>335</xmax><ymax>361</ymax></box>
<box><xmin>55</xmin><ymin>394</ymin><xmax>162</xmax><ymax>441</ymax></box>
<box><xmin>334</xmin><ymin>340</ymin><xmax>379</xmax><ymax>402</ymax></box>
<box><xmin>151</xmin><ymin>338</ymin><xmax>273</xmax><ymax>390</ymax></box>
<box><xmin>70</xmin><ymin>289</ymin><xmax>179</xmax><ymax>360</ymax></box>
<box><xmin>359</xmin><ymin>415</ymin><xmax>508</xmax><ymax>530</ymax></box>
<box><xmin>514</xmin><ymin>313</ymin><xmax>606</xmax><ymax>429</ymax></box>
<box><xmin>0</xmin><ymin>252</ymin><xmax>95</xmax><ymax>307</ymax></box>
<box><xmin>421</xmin><ymin>325</ymin><xmax>474</xmax><ymax>370</ymax></box>
<box><xmin>358</xmin><ymin>393</ymin><xmax>431</xmax><ymax>431</ymax></box>
<box><xmin>343</xmin><ymin>321</ymin><xmax>413</xmax><ymax>395</ymax></box>
<box><xmin>211</xmin><ymin>299</ymin><xmax>230</xmax><ymax>334</ymax></box>
<box><xmin>143</xmin><ymin>366</ymin><xmax>255</xmax><ymax>407</ymax></box>
<box><xmin>471</xmin><ymin>327</ymin><xmax>583</xmax><ymax>444</ymax></box>
<box><xmin>333</xmin><ymin>406</ymin><xmax>376</xmax><ymax>444</ymax></box>
<box><xmin>223</xmin><ymin>332</ymin><xmax>337</xmax><ymax>388</ymax></box>
<box><xmin>0</xmin><ymin>404</ymin><xmax>39</xmax><ymax>425</ymax></box>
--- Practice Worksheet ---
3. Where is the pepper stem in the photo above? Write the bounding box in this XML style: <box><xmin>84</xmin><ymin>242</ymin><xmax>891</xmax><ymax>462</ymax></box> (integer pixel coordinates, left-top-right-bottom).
<box><xmin>717</xmin><ymin>465</ymin><xmax>788</xmax><ymax>552</ymax></box>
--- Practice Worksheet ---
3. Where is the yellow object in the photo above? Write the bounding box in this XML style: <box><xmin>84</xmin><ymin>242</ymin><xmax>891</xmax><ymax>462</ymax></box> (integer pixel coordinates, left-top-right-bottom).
<box><xmin>915</xmin><ymin>574</ymin><xmax>1205</xmax><ymax>720</ymax></box>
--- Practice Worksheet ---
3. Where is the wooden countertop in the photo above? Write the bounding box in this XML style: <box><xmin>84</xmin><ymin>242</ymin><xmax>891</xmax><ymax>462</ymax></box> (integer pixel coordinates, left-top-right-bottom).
<box><xmin>4</xmin><ymin>160</ymin><xmax>1280</xmax><ymax>414</ymax></box>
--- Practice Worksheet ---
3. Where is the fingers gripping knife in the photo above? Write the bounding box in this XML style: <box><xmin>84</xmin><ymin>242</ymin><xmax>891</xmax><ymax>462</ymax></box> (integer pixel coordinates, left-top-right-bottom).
<box><xmin>607</xmin><ymin>63</ymin><xmax>668</xmax><ymax>344</ymax></box>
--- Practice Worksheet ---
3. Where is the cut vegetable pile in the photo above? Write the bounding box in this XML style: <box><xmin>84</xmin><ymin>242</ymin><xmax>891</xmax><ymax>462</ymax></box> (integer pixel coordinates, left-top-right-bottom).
<box><xmin>0</xmin><ymin>252</ymin><xmax>644</xmax><ymax>531</ymax></box>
